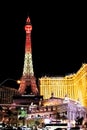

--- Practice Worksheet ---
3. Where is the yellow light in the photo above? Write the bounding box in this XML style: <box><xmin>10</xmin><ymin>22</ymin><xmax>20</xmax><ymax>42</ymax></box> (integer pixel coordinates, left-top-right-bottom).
<box><xmin>17</xmin><ymin>80</ymin><xmax>21</xmax><ymax>84</ymax></box>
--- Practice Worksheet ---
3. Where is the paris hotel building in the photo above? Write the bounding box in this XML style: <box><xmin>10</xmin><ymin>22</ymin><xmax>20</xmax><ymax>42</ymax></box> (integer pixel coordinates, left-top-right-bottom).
<box><xmin>39</xmin><ymin>63</ymin><xmax>87</xmax><ymax>107</ymax></box>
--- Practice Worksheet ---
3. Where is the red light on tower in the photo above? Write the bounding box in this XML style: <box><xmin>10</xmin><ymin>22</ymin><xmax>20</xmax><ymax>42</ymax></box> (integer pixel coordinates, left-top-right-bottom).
<box><xmin>25</xmin><ymin>17</ymin><xmax>32</xmax><ymax>33</ymax></box>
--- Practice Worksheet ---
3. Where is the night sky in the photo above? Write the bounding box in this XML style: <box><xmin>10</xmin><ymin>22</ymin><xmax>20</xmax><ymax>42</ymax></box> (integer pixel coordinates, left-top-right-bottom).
<box><xmin>0</xmin><ymin>2</ymin><xmax>86</xmax><ymax>86</ymax></box>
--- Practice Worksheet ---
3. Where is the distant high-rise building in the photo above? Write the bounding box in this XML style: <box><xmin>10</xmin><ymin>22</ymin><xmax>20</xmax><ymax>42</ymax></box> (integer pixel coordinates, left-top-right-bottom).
<box><xmin>18</xmin><ymin>17</ymin><xmax>38</xmax><ymax>95</ymax></box>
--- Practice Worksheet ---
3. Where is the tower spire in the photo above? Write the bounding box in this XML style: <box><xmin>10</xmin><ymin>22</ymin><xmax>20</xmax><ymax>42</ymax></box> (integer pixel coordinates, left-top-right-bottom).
<box><xmin>18</xmin><ymin>16</ymin><xmax>38</xmax><ymax>95</ymax></box>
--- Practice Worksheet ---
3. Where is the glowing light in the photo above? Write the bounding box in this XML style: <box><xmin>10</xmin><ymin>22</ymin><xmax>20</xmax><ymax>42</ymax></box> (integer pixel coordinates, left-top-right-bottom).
<box><xmin>17</xmin><ymin>80</ymin><xmax>21</xmax><ymax>84</ymax></box>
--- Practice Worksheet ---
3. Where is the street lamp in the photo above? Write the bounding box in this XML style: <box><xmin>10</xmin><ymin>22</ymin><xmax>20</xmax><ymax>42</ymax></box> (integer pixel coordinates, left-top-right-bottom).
<box><xmin>0</xmin><ymin>78</ymin><xmax>20</xmax><ymax>87</ymax></box>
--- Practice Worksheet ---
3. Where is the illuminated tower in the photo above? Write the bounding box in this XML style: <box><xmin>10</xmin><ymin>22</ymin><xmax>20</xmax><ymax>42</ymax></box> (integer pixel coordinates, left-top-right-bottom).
<box><xmin>18</xmin><ymin>17</ymin><xmax>38</xmax><ymax>95</ymax></box>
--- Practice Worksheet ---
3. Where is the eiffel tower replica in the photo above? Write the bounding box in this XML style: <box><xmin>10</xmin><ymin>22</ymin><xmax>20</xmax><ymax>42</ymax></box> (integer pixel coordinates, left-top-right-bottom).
<box><xmin>18</xmin><ymin>17</ymin><xmax>39</xmax><ymax>96</ymax></box>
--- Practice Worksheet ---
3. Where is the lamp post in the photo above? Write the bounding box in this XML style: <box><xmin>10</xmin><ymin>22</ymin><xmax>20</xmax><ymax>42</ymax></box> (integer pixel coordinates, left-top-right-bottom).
<box><xmin>0</xmin><ymin>78</ymin><xmax>20</xmax><ymax>86</ymax></box>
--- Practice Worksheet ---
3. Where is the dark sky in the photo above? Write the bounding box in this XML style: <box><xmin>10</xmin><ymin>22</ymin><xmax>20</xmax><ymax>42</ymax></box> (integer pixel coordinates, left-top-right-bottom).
<box><xmin>0</xmin><ymin>2</ymin><xmax>86</xmax><ymax>85</ymax></box>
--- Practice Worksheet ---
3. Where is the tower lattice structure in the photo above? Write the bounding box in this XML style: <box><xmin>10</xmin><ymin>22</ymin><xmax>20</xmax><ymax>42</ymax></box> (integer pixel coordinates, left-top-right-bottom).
<box><xmin>18</xmin><ymin>17</ymin><xmax>38</xmax><ymax>95</ymax></box>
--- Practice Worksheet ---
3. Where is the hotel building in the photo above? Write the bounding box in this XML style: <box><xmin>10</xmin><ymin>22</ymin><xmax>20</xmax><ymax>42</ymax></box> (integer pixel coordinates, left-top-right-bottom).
<box><xmin>39</xmin><ymin>63</ymin><xmax>87</xmax><ymax>107</ymax></box>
